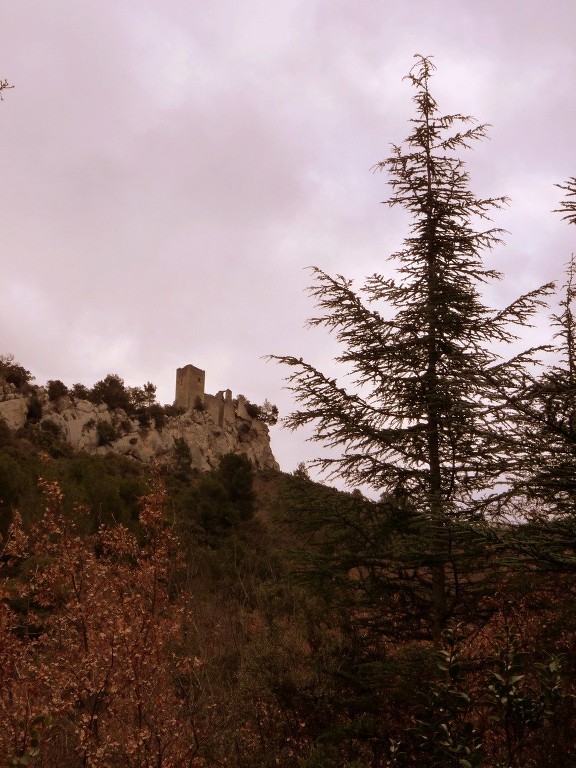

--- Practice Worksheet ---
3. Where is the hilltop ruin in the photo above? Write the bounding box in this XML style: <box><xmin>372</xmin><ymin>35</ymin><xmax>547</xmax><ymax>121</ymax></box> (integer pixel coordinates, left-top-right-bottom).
<box><xmin>0</xmin><ymin>363</ymin><xmax>279</xmax><ymax>473</ymax></box>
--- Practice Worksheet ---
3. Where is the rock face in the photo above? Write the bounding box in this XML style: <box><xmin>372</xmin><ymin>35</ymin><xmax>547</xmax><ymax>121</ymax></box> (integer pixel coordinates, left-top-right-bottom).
<box><xmin>0</xmin><ymin>374</ymin><xmax>279</xmax><ymax>473</ymax></box>
<box><xmin>0</xmin><ymin>379</ymin><xmax>28</xmax><ymax>430</ymax></box>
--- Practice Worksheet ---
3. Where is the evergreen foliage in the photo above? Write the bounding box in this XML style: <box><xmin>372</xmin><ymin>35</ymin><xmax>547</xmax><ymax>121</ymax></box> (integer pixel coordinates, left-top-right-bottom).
<box><xmin>89</xmin><ymin>373</ymin><xmax>132</xmax><ymax>411</ymax></box>
<box><xmin>71</xmin><ymin>382</ymin><xmax>90</xmax><ymax>399</ymax></box>
<box><xmin>498</xmin><ymin>182</ymin><xmax>576</xmax><ymax>568</ymax></box>
<box><xmin>0</xmin><ymin>354</ymin><xmax>33</xmax><ymax>392</ymax></box>
<box><xmin>46</xmin><ymin>380</ymin><xmax>69</xmax><ymax>402</ymax></box>
<box><xmin>275</xmin><ymin>55</ymin><xmax>551</xmax><ymax>505</ymax></box>
<box><xmin>273</xmin><ymin>55</ymin><xmax>553</xmax><ymax>637</ymax></box>
<box><xmin>0</xmin><ymin>441</ymin><xmax>575</xmax><ymax>766</ymax></box>
<box><xmin>555</xmin><ymin>177</ymin><xmax>576</xmax><ymax>225</ymax></box>
<box><xmin>243</xmin><ymin>398</ymin><xmax>279</xmax><ymax>425</ymax></box>
<box><xmin>178</xmin><ymin>452</ymin><xmax>256</xmax><ymax>541</ymax></box>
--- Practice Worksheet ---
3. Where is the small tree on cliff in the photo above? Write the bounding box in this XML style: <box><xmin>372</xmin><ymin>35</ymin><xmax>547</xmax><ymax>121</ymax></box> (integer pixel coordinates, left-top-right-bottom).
<box><xmin>89</xmin><ymin>373</ymin><xmax>131</xmax><ymax>411</ymax></box>
<box><xmin>0</xmin><ymin>354</ymin><xmax>33</xmax><ymax>391</ymax></box>
<box><xmin>273</xmin><ymin>56</ymin><xmax>552</xmax><ymax>637</ymax></box>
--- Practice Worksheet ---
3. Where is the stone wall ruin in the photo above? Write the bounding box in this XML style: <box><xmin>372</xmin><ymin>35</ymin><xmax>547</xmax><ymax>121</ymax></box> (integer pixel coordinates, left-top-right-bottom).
<box><xmin>175</xmin><ymin>364</ymin><xmax>205</xmax><ymax>410</ymax></box>
<box><xmin>175</xmin><ymin>364</ymin><xmax>245</xmax><ymax>428</ymax></box>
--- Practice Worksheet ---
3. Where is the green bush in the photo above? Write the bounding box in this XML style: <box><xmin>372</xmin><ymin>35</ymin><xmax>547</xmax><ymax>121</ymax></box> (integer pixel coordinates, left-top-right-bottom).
<box><xmin>71</xmin><ymin>383</ymin><xmax>90</xmax><ymax>400</ymax></box>
<box><xmin>162</xmin><ymin>404</ymin><xmax>185</xmax><ymax>418</ymax></box>
<box><xmin>0</xmin><ymin>354</ymin><xmax>33</xmax><ymax>392</ymax></box>
<box><xmin>47</xmin><ymin>379</ymin><xmax>69</xmax><ymax>401</ymax></box>
<box><xmin>177</xmin><ymin>453</ymin><xmax>256</xmax><ymax>543</ymax></box>
<box><xmin>147</xmin><ymin>403</ymin><xmax>166</xmax><ymax>430</ymax></box>
<box><xmin>96</xmin><ymin>419</ymin><xmax>118</xmax><ymax>446</ymax></box>
<box><xmin>173</xmin><ymin>437</ymin><xmax>193</xmax><ymax>478</ymax></box>
<box><xmin>15</xmin><ymin>422</ymin><xmax>72</xmax><ymax>459</ymax></box>
<box><xmin>244</xmin><ymin>401</ymin><xmax>260</xmax><ymax>419</ymax></box>
<box><xmin>243</xmin><ymin>399</ymin><xmax>279</xmax><ymax>425</ymax></box>
<box><xmin>26</xmin><ymin>394</ymin><xmax>43</xmax><ymax>423</ymax></box>
<box><xmin>58</xmin><ymin>453</ymin><xmax>146</xmax><ymax>530</ymax></box>
<box><xmin>90</xmin><ymin>374</ymin><xmax>131</xmax><ymax>412</ymax></box>
<box><xmin>128</xmin><ymin>382</ymin><xmax>157</xmax><ymax>409</ymax></box>
<box><xmin>137</xmin><ymin>403</ymin><xmax>182</xmax><ymax>430</ymax></box>
<box><xmin>41</xmin><ymin>419</ymin><xmax>63</xmax><ymax>439</ymax></box>
<box><xmin>217</xmin><ymin>453</ymin><xmax>255</xmax><ymax>522</ymax></box>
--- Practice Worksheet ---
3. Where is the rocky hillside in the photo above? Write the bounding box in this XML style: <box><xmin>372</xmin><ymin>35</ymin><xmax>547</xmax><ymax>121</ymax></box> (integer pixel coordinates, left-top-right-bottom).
<box><xmin>0</xmin><ymin>376</ymin><xmax>279</xmax><ymax>472</ymax></box>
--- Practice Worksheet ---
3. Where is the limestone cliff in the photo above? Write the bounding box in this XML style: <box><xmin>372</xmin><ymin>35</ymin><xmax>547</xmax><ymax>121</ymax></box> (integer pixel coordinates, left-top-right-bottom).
<box><xmin>0</xmin><ymin>377</ymin><xmax>279</xmax><ymax>473</ymax></box>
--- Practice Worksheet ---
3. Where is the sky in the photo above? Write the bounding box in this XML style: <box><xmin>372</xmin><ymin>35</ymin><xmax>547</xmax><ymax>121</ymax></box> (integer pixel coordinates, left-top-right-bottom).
<box><xmin>1</xmin><ymin>0</ymin><xmax>575</xmax><ymax>481</ymax></box>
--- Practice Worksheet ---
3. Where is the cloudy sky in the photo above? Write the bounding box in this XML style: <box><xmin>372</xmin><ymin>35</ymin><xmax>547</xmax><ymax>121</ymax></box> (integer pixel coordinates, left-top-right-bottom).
<box><xmin>1</xmin><ymin>0</ymin><xmax>575</xmax><ymax>478</ymax></box>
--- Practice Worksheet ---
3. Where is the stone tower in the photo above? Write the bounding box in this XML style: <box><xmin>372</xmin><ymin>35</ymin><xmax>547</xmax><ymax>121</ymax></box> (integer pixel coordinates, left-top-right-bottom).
<box><xmin>175</xmin><ymin>364</ymin><xmax>205</xmax><ymax>410</ymax></box>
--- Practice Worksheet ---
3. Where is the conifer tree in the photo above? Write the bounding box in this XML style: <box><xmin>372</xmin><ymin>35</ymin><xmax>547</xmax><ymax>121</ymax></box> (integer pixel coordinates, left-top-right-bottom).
<box><xmin>512</xmin><ymin>259</ymin><xmax>576</xmax><ymax>519</ymax></box>
<box><xmin>273</xmin><ymin>56</ymin><xmax>553</xmax><ymax>637</ymax></box>
<box><xmin>503</xmin><ymin>181</ymin><xmax>576</xmax><ymax>568</ymax></box>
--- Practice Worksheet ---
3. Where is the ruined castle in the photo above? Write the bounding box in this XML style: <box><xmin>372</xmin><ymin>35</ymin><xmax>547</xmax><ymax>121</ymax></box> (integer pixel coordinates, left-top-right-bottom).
<box><xmin>175</xmin><ymin>363</ymin><xmax>252</xmax><ymax>427</ymax></box>
<box><xmin>0</xmin><ymin>364</ymin><xmax>279</xmax><ymax>472</ymax></box>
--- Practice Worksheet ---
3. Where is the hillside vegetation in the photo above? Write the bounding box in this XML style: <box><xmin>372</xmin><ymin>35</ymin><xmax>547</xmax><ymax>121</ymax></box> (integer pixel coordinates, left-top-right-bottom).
<box><xmin>1</xmin><ymin>422</ymin><xmax>576</xmax><ymax>766</ymax></box>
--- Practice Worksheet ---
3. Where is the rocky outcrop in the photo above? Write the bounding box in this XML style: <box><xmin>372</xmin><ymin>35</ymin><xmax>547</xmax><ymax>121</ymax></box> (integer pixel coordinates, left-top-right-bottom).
<box><xmin>0</xmin><ymin>379</ymin><xmax>28</xmax><ymax>429</ymax></box>
<box><xmin>0</xmin><ymin>381</ymin><xmax>279</xmax><ymax>473</ymax></box>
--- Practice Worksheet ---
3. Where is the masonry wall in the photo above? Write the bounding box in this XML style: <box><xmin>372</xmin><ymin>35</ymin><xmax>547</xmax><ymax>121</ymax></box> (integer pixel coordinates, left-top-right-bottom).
<box><xmin>175</xmin><ymin>364</ymin><xmax>205</xmax><ymax>409</ymax></box>
<box><xmin>205</xmin><ymin>389</ymin><xmax>234</xmax><ymax>427</ymax></box>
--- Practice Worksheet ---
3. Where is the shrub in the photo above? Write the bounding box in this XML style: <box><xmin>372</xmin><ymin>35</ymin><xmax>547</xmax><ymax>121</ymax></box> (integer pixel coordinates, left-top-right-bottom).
<box><xmin>292</xmin><ymin>462</ymin><xmax>310</xmax><ymax>480</ymax></box>
<box><xmin>0</xmin><ymin>475</ymin><xmax>197</xmax><ymax>765</ymax></box>
<box><xmin>177</xmin><ymin>454</ymin><xmax>256</xmax><ymax>542</ymax></box>
<box><xmin>41</xmin><ymin>419</ymin><xmax>63</xmax><ymax>439</ymax></box>
<box><xmin>162</xmin><ymin>404</ymin><xmax>185</xmax><ymax>418</ymax></box>
<box><xmin>0</xmin><ymin>452</ymin><xmax>29</xmax><ymax>533</ymax></box>
<box><xmin>259</xmin><ymin>399</ymin><xmax>279</xmax><ymax>426</ymax></box>
<box><xmin>14</xmin><ymin>422</ymin><xmax>73</xmax><ymax>458</ymax></box>
<box><xmin>120</xmin><ymin>418</ymin><xmax>133</xmax><ymax>434</ymax></box>
<box><xmin>217</xmin><ymin>453</ymin><xmax>255</xmax><ymax>521</ymax></box>
<box><xmin>90</xmin><ymin>374</ymin><xmax>131</xmax><ymax>412</ymax></box>
<box><xmin>0</xmin><ymin>353</ymin><xmax>33</xmax><ymax>392</ymax></box>
<box><xmin>243</xmin><ymin>399</ymin><xmax>279</xmax><ymax>425</ymax></box>
<box><xmin>96</xmin><ymin>420</ymin><xmax>118</xmax><ymax>446</ymax></box>
<box><xmin>136</xmin><ymin>410</ymin><xmax>151</xmax><ymax>428</ymax></box>
<box><xmin>147</xmin><ymin>403</ymin><xmax>166</xmax><ymax>430</ymax></box>
<box><xmin>71</xmin><ymin>383</ymin><xmax>90</xmax><ymax>400</ymax></box>
<box><xmin>135</xmin><ymin>404</ymin><xmax>167</xmax><ymax>430</ymax></box>
<box><xmin>244</xmin><ymin>401</ymin><xmax>260</xmax><ymax>419</ymax></box>
<box><xmin>136</xmin><ymin>403</ymin><xmax>183</xmax><ymax>431</ymax></box>
<box><xmin>172</xmin><ymin>437</ymin><xmax>192</xmax><ymax>478</ymax></box>
<box><xmin>130</xmin><ymin>381</ymin><xmax>157</xmax><ymax>409</ymax></box>
<box><xmin>239</xmin><ymin>422</ymin><xmax>251</xmax><ymax>437</ymax></box>
<box><xmin>47</xmin><ymin>379</ymin><xmax>69</xmax><ymax>401</ymax></box>
<box><xmin>26</xmin><ymin>394</ymin><xmax>43</xmax><ymax>423</ymax></box>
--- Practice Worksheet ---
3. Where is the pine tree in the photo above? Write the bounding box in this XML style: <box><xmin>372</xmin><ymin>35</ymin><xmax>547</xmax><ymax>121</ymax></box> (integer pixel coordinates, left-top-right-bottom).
<box><xmin>502</xmin><ymin>181</ymin><xmax>576</xmax><ymax>569</ymax></box>
<box><xmin>515</xmin><ymin>259</ymin><xmax>576</xmax><ymax>517</ymax></box>
<box><xmin>273</xmin><ymin>56</ymin><xmax>553</xmax><ymax>637</ymax></box>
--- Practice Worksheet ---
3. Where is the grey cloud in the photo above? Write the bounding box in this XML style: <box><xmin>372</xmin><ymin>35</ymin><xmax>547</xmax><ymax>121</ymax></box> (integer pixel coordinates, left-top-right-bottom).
<box><xmin>0</xmin><ymin>0</ymin><xmax>575</xmax><ymax>478</ymax></box>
